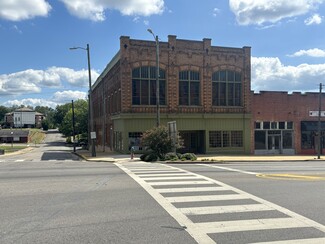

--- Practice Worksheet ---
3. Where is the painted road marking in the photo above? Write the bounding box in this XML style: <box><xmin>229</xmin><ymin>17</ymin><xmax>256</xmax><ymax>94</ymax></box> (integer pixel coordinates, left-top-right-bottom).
<box><xmin>157</xmin><ymin>186</ymin><xmax>227</xmax><ymax>193</ymax></box>
<box><xmin>166</xmin><ymin>194</ymin><xmax>249</xmax><ymax>203</ymax></box>
<box><xmin>116</xmin><ymin>162</ymin><xmax>325</xmax><ymax>244</ymax></box>
<box><xmin>142</xmin><ymin>175</ymin><xmax>201</xmax><ymax>181</ymax></box>
<box><xmin>149</xmin><ymin>180</ymin><xmax>213</xmax><ymax>186</ymax></box>
<box><xmin>200</xmin><ymin>164</ymin><xmax>325</xmax><ymax>181</ymax></box>
<box><xmin>198</xmin><ymin>164</ymin><xmax>258</xmax><ymax>175</ymax></box>
<box><xmin>179</xmin><ymin>204</ymin><xmax>275</xmax><ymax>215</ymax></box>
<box><xmin>195</xmin><ymin>217</ymin><xmax>309</xmax><ymax>233</ymax></box>
<box><xmin>257</xmin><ymin>173</ymin><xmax>325</xmax><ymax>181</ymax></box>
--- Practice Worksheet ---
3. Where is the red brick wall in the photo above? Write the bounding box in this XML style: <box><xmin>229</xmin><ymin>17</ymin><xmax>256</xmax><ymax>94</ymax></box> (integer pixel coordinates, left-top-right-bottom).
<box><xmin>252</xmin><ymin>91</ymin><xmax>325</xmax><ymax>154</ymax></box>
<box><xmin>119</xmin><ymin>35</ymin><xmax>251</xmax><ymax>114</ymax></box>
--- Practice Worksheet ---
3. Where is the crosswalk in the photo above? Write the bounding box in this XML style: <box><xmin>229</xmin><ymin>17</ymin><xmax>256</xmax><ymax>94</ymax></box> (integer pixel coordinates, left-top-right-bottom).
<box><xmin>116</xmin><ymin>162</ymin><xmax>325</xmax><ymax>244</ymax></box>
<box><xmin>0</xmin><ymin>159</ymin><xmax>76</xmax><ymax>163</ymax></box>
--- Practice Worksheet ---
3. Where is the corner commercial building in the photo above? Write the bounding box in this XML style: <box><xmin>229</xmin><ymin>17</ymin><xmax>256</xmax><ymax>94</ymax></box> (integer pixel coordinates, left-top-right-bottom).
<box><xmin>91</xmin><ymin>35</ymin><xmax>251</xmax><ymax>154</ymax></box>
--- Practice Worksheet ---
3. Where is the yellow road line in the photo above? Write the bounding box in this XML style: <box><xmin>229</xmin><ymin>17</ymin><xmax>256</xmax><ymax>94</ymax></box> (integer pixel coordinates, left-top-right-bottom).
<box><xmin>256</xmin><ymin>173</ymin><xmax>325</xmax><ymax>181</ymax></box>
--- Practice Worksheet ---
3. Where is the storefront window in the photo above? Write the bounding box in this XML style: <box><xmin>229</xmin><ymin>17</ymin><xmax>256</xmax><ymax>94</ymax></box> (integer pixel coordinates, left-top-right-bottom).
<box><xmin>283</xmin><ymin>131</ymin><xmax>293</xmax><ymax>149</ymax></box>
<box><xmin>255</xmin><ymin>131</ymin><xmax>266</xmax><ymax>149</ymax></box>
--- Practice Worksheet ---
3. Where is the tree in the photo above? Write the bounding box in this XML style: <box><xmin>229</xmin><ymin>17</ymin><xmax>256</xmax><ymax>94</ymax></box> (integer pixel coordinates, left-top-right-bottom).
<box><xmin>53</xmin><ymin>103</ymin><xmax>71</xmax><ymax>129</ymax></box>
<box><xmin>141</xmin><ymin>125</ymin><xmax>183</xmax><ymax>159</ymax></box>
<box><xmin>0</xmin><ymin>106</ymin><xmax>10</xmax><ymax>124</ymax></box>
<box><xmin>41</xmin><ymin>119</ymin><xmax>49</xmax><ymax>131</ymax></box>
<box><xmin>35</xmin><ymin>106</ymin><xmax>55</xmax><ymax>129</ymax></box>
<box><xmin>57</xmin><ymin>100</ymin><xmax>88</xmax><ymax>137</ymax></box>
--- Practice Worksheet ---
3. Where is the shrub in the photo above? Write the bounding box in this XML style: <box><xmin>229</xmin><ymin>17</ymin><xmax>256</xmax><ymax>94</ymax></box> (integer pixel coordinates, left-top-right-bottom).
<box><xmin>143</xmin><ymin>152</ymin><xmax>159</xmax><ymax>162</ymax></box>
<box><xmin>164</xmin><ymin>152</ymin><xmax>179</xmax><ymax>161</ymax></box>
<box><xmin>141</xmin><ymin>126</ymin><xmax>183</xmax><ymax>159</ymax></box>
<box><xmin>180</xmin><ymin>153</ymin><xmax>197</xmax><ymax>161</ymax></box>
<box><xmin>66</xmin><ymin>136</ymin><xmax>72</xmax><ymax>144</ymax></box>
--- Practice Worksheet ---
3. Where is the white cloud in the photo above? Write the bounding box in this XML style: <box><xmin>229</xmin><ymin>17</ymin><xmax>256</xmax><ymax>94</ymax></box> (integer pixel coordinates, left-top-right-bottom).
<box><xmin>252</xmin><ymin>56</ymin><xmax>325</xmax><ymax>92</ymax></box>
<box><xmin>229</xmin><ymin>0</ymin><xmax>324</xmax><ymax>25</ymax></box>
<box><xmin>0</xmin><ymin>67</ymin><xmax>99</xmax><ymax>96</ymax></box>
<box><xmin>3</xmin><ymin>98</ymin><xmax>58</xmax><ymax>108</ymax></box>
<box><xmin>213</xmin><ymin>8</ymin><xmax>221</xmax><ymax>17</ymax></box>
<box><xmin>59</xmin><ymin>0</ymin><xmax>164</xmax><ymax>22</ymax></box>
<box><xmin>0</xmin><ymin>0</ymin><xmax>51</xmax><ymax>21</ymax></box>
<box><xmin>52</xmin><ymin>90</ymin><xmax>87</xmax><ymax>103</ymax></box>
<box><xmin>304</xmin><ymin>13</ymin><xmax>323</xmax><ymax>25</ymax></box>
<box><xmin>3</xmin><ymin>91</ymin><xmax>87</xmax><ymax>108</ymax></box>
<box><xmin>288</xmin><ymin>48</ymin><xmax>325</xmax><ymax>57</ymax></box>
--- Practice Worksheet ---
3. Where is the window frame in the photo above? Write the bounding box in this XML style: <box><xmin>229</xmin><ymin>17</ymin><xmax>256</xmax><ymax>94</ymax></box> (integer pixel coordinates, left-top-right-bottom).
<box><xmin>212</xmin><ymin>70</ymin><xmax>242</xmax><ymax>107</ymax></box>
<box><xmin>179</xmin><ymin>70</ymin><xmax>200</xmax><ymax>106</ymax></box>
<box><xmin>132</xmin><ymin>66</ymin><xmax>166</xmax><ymax>105</ymax></box>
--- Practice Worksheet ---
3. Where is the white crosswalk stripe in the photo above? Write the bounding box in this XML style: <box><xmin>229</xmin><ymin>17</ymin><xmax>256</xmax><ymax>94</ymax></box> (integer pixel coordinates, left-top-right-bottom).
<box><xmin>116</xmin><ymin>162</ymin><xmax>325</xmax><ymax>244</ymax></box>
<box><xmin>179</xmin><ymin>204</ymin><xmax>275</xmax><ymax>215</ymax></box>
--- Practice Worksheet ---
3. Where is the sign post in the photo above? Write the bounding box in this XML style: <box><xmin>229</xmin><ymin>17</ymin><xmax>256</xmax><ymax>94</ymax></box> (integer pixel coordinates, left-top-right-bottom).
<box><xmin>168</xmin><ymin>121</ymin><xmax>177</xmax><ymax>153</ymax></box>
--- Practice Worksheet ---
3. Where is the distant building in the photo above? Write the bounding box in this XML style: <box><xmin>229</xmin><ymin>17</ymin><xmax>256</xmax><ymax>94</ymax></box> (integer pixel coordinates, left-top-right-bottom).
<box><xmin>0</xmin><ymin>130</ymin><xmax>29</xmax><ymax>143</ymax></box>
<box><xmin>3</xmin><ymin>108</ymin><xmax>45</xmax><ymax>129</ymax></box>
<box><xmin>252</xmin><ymin>91</ymin><xmax>325</xmax><ymax>155</ymax></box>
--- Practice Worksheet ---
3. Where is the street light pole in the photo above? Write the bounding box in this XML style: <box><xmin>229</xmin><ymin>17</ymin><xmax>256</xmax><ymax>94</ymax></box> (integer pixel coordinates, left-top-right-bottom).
<box><xmin>69</xmin><ymin>44</ymin><xmax>96</xmax><ymax>157</ymax></box>
<box><xmin>317</xmin><ymin>83</ymin><xmax>322</xmax><ymax>159</ymax></box>
<box><xmin>147</xmin><ymin>29</ymin><xmax>160</xmax><ymax>127</ymax></box>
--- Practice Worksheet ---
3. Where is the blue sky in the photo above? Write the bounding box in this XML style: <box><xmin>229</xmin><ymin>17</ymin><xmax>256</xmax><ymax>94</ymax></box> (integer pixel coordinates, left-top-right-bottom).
<box><xmin>1</xmin><ymin>0</ymin><xmax>325</xmax><ymax>108</ymax></box>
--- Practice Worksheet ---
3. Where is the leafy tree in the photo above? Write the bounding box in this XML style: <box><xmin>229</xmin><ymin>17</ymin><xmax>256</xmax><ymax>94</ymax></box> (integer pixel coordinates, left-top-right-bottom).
<box><xmin>0</xmin><ymin>106</ymin><xmax>10</xmax><ymax>124</ymax></box>
<box><xmin>53</xmin><ymin>103</ymin><xmax>71</xmax><ymax>129</ymax></box>
<box><xmin>141</xmin><ymin>125</ymin><xmax>183</xmax><ymax>159</ymax></box>
<box><xmin>41</xmin><ymin>119</ymin><xmax>49</xmax><ymax>131</ymax></box>
<box><xmin>58</xmin><ymin>100</ymin><xmax>88</xmax><ymax>137</ymax></box>
<box><xmin>35</xmin><ymin>106</ymin><xmax>55</xmax><ymax>129</ymax></box>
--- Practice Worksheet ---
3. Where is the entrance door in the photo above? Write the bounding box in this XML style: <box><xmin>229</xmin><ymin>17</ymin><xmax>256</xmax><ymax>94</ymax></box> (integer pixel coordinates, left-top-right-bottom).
<box><xmin>179</xmin><ymin>131</ymin><xmax>205</xmax><ymax>154</ymax></box>
<box><xmin>268</xmin><ymin>135</ymin><xmax>281</xmax><ymax>153</ymax></box>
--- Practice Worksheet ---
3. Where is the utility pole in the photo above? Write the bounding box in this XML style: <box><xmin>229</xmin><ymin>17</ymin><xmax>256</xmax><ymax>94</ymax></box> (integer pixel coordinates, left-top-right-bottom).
<box><xmin>72</xmin><ymin>100</ymin><xmax>76</xmax><ymax>153</ymax></box>
<box><xmin>147</xmin><ymin>29</ymin><xmax>160</xmax><ymax>127</ymax></box>
<box><xmin>317</xmin><ymin>83</ymin><xmax>322</xmax><ymax>159</ymax></box>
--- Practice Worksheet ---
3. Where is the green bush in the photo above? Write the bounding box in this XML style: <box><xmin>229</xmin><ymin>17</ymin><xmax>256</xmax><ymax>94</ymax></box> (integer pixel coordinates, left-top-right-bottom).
<box><xmin>180</xmin><ymin>153</ymin><xmax>197</xmax><ymax>161</ymax></box>
<box><xmin>141</xmin><ymin>126</ymin><xmax>183</xmax><ymax>159</ymax></box>
<box><xmin>140</xmin><ymin>152</ymin><xmax>150</xmax><ymax>161</ymax></box>
<box><xmin>164</xmin><ymin>152</ymin><xmax>179</xmax><ymax>161</ymax></box>
<box><xmin>66</xmin><ymin>136</ymin><xmax>72</xmax><ymax>144</ymax></box>
<box><xmin>144</xmin><ymin>153</ymin><xmax>159</xmax><ymax>162</ymax></box>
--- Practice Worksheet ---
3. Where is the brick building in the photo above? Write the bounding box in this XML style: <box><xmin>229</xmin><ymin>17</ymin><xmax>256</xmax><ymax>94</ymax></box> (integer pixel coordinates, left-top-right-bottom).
<box><xmin>3</xmin><ymin>108</ymin><xmax>45</xmax><ymax>129</ymax></box>
<box><xmin>252</xmin><ymin>91</ymin><xmax>325</xmax><ymax>155</ymax></box>
<box><xmin>92</xmin><ymin>35</ymin><xmax>251</xmax><ymax>154</ymax></box>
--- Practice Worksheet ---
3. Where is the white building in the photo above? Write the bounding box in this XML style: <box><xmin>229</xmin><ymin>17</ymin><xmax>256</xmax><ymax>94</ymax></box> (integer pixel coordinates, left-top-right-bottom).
<box><xmin>13</xmin><ymin>108</ymin><xmax>36</xmax><ymax>128</ymax></box>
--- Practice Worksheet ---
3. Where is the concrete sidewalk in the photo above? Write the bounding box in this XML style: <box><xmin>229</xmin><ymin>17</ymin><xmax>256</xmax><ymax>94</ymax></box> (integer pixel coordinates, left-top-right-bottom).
<box><xmin>74</xmin><ymin>150</ymin><xmax>325</xmax><ymax>163</ymax></box>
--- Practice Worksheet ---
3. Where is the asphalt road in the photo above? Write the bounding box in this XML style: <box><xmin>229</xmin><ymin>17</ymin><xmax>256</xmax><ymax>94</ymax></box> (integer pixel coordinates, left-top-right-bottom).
<box><xmin>0</xmin><ymin>131</ymin><xmax>324</xmax><ymax>243</ymax></box>
<box><xmin>0</xmin><ymin>131</ymin><xmax>195</xmax><ymax>244</ymax></box>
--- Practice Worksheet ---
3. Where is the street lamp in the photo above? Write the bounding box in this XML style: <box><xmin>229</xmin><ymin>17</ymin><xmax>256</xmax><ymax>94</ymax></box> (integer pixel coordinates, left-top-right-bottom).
<box><xmin>317</xmin><ymin>83</ymin><xmax>323</xmax><ymax>159</ymax></box>
<box><xmin>69</xmin><ymin>44</ymin><xmax>96</xmax><ymax>157</ymax></box>
<box><xmin>147</xmin><ymin>28</ymin><xmax>160</xmax><ymax>127</ymax></box>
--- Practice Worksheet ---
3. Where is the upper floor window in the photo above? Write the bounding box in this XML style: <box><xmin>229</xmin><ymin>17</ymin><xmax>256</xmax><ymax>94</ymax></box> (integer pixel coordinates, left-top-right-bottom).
<box><xmin>179</xmin><ymin>70</ymin><xmax>200</xmax><ymax>106</ymax></box>
<box><xmin>132</xmin><ymin>66</ymin><xmax>166</xmax><ymax>105</ymax></box>
<box><xmin>212</xmin><ymin>70</ymin><xmax>242</xmax><ymax>106</ymax></box>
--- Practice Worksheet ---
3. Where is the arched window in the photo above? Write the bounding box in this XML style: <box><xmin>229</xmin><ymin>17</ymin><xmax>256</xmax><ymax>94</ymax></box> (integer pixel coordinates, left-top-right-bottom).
<box><xmin>212</xmin><ymin>70</ymin><xmax>241</xmax><ymax>106</ymax></box>
<box><xmin>179</xmin><ymin>70</ymin><xmax>200</xmax><ymax>106</ymax></box>
<box><xmin>132</xmin><ymin>66</ymin><xmax>166</xmax><ymax>105</ymax></box>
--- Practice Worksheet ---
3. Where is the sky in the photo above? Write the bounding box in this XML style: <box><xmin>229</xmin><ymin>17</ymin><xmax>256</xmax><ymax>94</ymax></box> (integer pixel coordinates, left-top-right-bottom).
<box><xmin>1</xmin><ymin>0</ymin><xmax>325</xmax><ymax>108</ymax></box>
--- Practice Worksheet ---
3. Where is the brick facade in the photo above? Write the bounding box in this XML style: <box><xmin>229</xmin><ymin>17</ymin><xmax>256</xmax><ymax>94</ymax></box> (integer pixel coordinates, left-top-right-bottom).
<box><xmin>92</xmin><ymin>35</ymin><xmax>251</xmax><ymax>153</ymax></box>
<box><xmin>252</xmin><ymin>91</ymin><xmax>325</xmax><ymax>154</ymax></box>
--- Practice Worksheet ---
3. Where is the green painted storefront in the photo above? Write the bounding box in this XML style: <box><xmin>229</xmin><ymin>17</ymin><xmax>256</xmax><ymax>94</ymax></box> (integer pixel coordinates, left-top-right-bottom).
<box><xmin>111</xmin><ymin>113</ymin><xmax>251</xmax><ymax>154</ymax></box>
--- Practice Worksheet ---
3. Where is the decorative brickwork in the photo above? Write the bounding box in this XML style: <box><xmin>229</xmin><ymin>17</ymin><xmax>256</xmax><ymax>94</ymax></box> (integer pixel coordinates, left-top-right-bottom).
<box><xmin>92</xmin><ymin>35</ymin><xmax>251</xmax><ymax>153</ymax></box>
